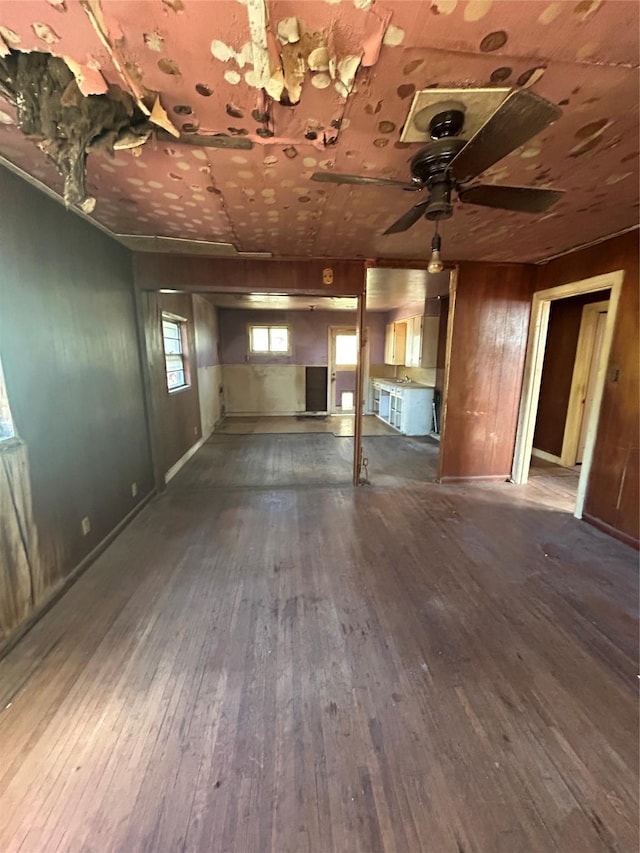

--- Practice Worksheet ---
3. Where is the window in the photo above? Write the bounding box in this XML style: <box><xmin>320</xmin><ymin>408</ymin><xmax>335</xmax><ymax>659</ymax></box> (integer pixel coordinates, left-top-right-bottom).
<box><xmin>162</xmin><ymin>315</ymin><xmax>189</xmax><ymax>391</ymax></box>
<box><xmin>0</xmin><ymin>359</ymin><xmax>15</xmax><ymax>441</ymax></box>
<box><xmin>249</xmin><ymin>325</ymin><xmax>290</xmax><ymax>355</ymax></box>
<box><xmin>335</xmin><ymin>333</ymin><xmax>357</xmax><ymax>366</ymax></box>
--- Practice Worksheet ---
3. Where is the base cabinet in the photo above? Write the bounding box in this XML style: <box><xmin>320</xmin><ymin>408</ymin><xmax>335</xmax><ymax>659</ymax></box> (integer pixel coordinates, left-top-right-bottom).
<box><xmin>371</xmin><ymin>380</ymin><xmax>433</xmax><ymax>436</ymax></box>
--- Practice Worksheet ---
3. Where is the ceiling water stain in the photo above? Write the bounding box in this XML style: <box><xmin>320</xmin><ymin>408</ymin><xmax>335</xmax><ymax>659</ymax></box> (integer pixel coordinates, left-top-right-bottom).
<box><xmin>517</xmin><ymin>67</ymin><xmax>546</xmax><ymax>88</ymax></box>
<box><xmin>365</xmin><ymin>102</ymin><xmax>383</xmax><ymax>115</ymax></box>
<box><xmin>490</xmin><ymin>66</ymin><xmax>512</xmax><ymax>82</ymax></box>
<box><xmin>158</xmin><ymin>58</ymin><xmax>181</xmax><ymax>75</ymax></box>
<box><xmin>162</xmin><ymin>0</ymin><xmax>184</xmax><ymax>11</ymax></box>
<box><xmin>374</xmin><ymin>138</ymin><xmax>389</xmax><ymax>147</ymax></box>
<box><xmin>479</xmin><ymin>31</ymin><xmax>508</xmax><ymax>52</ymax></box>
<box><xmin>397</xmin><ymin>83</ymin><xmax>415</xmax><ymax>100</ymax></box>
<box><xmin>403</xmin><ymin>59</ymin><xmax>424</xmax><ymax>75</ymax></box>
<box><xmin>569</xmin><ymin>135</ymin><xmax>602</xmax><ymax>157</ymax></box>
<box><xmin>283</xmin><ymin>146</ymin><xmax>298</xmax><ymax>158</ymax></box>
<box><xmin>575</xmin><ymin>118</ymin><xmax>608</xmax><ymax>138</ymax></box>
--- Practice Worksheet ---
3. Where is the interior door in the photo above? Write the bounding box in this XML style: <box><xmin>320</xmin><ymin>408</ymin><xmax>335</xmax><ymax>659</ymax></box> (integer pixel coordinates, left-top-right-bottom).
<box><xmin>328</xmin><ymin>327</ymin><xmax>357</xmax><ymax>414</ymax></box>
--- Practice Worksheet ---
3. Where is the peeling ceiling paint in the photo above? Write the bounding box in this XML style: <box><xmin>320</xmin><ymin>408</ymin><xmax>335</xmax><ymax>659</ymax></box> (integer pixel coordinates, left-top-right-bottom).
<box><xmin>0</xmin><ymin>0</ymin><xmax>638</xmax><ymax>263</ymax></box>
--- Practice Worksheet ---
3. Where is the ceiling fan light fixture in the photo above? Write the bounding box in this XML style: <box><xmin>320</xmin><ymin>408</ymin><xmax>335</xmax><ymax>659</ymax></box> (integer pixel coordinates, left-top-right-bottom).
<box><xmin>427</xmin><ymin>230</ymin><xmax>444</xmax><ymax>274</ymax></box>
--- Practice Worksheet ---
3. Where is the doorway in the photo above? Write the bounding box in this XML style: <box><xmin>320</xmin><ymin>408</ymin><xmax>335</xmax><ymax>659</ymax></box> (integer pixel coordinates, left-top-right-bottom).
<box><xmin>328</xmin><ymin>327</ymin><xmax>368</xmax><ymax>414</ymax></box>
<box><xmin>512</xmin><ymin>271</ymin><xmax>624</xmax><ymax>518</ymax></box>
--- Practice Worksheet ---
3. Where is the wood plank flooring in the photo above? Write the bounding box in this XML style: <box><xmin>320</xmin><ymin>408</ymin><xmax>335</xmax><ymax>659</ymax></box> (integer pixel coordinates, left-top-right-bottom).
<box><xmin>215</xmin><ymin>414</ymin><xmax>397</xmax><ymax>437</ymax></box>
<box><xmin>0</xmin><ymin>435</ymin><xmax>637</xmax><ymax>852</ymax></box>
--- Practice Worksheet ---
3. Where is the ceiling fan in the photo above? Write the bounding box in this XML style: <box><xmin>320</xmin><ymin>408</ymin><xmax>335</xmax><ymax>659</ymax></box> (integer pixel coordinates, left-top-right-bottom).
<box><xmin>312</xmin><ymin>89</ymin><xmax>564</xmax><ymax>269</ymax></box>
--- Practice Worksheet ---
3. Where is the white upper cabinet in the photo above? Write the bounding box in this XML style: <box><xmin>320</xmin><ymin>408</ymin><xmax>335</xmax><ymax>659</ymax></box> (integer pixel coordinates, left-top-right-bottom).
<box><xmin>404</xmin><ymin>315</ymin><xmax>439</xmax><ymax>368</ymax></box>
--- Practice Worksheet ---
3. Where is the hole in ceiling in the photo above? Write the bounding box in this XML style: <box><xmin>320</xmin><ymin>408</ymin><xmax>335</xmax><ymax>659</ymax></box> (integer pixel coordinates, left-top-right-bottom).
<box><xmin>226</xmin><ymin>104</ymin><xmax>244</xmax><ymax>118</ymax></box>
<box><xmin>182</xmin><ymin>122</ymin><xmax>199</xmax><ymax>133</ymax></box>
<box><xmin>304</xmin><ymin>130</ymin><xmax>318</xmax><ymax>140</ymax></box>
<box><xmin>195</xmin><ymin>83</ymin><xmax>212</xmax><ymax>96</ymax></box>
<box><xmin>173</xmin><ymin>104</ymin><xmax>192</xmax><ymax>115</ymax></box>
<box><xmin>256</xmin><ymin>127</ymin><xmax>274</xmax><ymax>138</ymax></box>
<box><xmin>251</xmin><ymin>108</ymin><xmax>270</xmax><ymax>124</ymax></box>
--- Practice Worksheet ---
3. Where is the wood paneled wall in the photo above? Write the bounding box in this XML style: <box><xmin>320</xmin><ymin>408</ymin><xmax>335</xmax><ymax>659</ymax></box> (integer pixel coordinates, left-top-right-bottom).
<box><xmin>141</xmin><ymin>292</ymin><xmax>202</xmax><ymax>480</ymax></box>
<box><xmin>0</xmin><ymin>165</ymin><xmax>153</xmax><ymax>650</ymax></box>
<box><xmin>134</xmin><ymin>255</ymin><xmax>365</xmax><ymax>296</ymax></box>
<box><xmin>440</xmin><ymin>263</ymin><xmax>534</xmax><ymax>481</ymax></box>
<box><xmin>535</xmin><ymin>232</ymin><xmax>639</xmax><ymax>547</ymax></box>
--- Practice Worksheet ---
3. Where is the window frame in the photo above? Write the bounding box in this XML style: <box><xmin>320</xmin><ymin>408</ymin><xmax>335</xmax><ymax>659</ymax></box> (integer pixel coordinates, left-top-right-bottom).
<box><xmin>247</xmin><ymin>324</ymin><xmax>292</xmax><ymax>356</ymax></box>
<box><xmin>161</xmin><ymin>312</ymin><xmax>191</xmax><ymax>393</ymax></box>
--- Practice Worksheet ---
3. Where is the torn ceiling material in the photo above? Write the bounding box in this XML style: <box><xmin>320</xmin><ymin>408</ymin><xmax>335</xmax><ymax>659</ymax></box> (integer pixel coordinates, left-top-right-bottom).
<box><xmin>0</xmin><ymin>49</ymin><xmax>148</xmax><ymax>210</ymax></box>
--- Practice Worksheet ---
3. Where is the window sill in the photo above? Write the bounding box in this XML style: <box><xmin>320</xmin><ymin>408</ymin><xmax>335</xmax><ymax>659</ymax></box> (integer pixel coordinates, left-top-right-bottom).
<box><xmin>168</xmin><ymin>385</ymin><xmax>191</xmax><ymax>396</ymax></box>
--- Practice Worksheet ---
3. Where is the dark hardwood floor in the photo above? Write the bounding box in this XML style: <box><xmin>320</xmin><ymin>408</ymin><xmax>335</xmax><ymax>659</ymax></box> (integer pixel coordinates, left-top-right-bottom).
<box><xmin>0</xmin><ymin>435</ymin><xmax>637</xmax><ymax>852</ymax></box>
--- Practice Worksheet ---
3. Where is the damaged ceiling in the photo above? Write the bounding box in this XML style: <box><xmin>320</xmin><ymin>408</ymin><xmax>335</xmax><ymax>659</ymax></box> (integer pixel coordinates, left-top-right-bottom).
<box><xmin>0</xmin><ymin>0</ymin><xmax>638</xmax><ymax>263</ymax></box>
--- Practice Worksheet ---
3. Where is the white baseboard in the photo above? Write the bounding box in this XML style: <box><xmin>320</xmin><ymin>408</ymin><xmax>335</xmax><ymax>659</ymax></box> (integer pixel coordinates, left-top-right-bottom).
<box><xmin>165</xmin><ymin>424</ymin><xmax>216</xmax><ymax>484</ymax></box>
<box><xmin>531</xmin><ymin>447</ymin><xmax>563</xmax><ymax>465</ymax></box>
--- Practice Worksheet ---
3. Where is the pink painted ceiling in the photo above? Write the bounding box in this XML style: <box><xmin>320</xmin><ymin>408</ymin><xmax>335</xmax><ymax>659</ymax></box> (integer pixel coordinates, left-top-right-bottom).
<box><xmin>0</xmin><ymin>0</ymin><xmax>638</xmax><ymax>263</ymax></box>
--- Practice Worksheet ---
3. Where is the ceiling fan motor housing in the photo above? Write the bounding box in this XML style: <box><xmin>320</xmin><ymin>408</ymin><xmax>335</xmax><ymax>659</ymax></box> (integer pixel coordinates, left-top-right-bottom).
<box><xmin>409</xmin><ymin>137</ymin><xmax>466</xmax><ymax>184</ymax></box>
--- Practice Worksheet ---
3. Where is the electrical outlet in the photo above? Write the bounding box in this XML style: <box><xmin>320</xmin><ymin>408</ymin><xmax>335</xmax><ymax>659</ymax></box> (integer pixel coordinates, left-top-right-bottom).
<box><xmin>81</xmin><ymin>516</ymin><xmax>91</xmax><ymax>536</ymax></box>
<box><xmin>131</xmin><ymin>482</ymin><xmax>138</xmax><ymax>497</ymax></box>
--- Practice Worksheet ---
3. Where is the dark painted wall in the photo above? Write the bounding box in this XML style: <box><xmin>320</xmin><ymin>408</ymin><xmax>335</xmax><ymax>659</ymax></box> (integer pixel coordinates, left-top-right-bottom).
<box><xmin>0</xmin><ymin>165</ymin><xmax>152</xmax><ymax>648</ymax></box>
<box><xmin>440</xmin><ymin>263</ymin><xmax>534</xmax><ymax>481</ymax></box>
<box><xmin>535</xmin><ymin>232</ymin><xmax>639</xmax><ymax>547</ymax></box>
<box><xmin>141</xmin><ymin>291</ymin><xmax>202</xmax><ymax>478</ymax></box>
<box><xmin>534</xmin><ymin>292</ymin><xmax>609</xmax><ymax>457</ymax></box>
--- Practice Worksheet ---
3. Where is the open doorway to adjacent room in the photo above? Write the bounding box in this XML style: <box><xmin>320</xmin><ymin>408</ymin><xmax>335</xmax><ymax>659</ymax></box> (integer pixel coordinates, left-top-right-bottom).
<box><xmin>362</xmin><ymin>265</ymin><xmax>454</xmax><ymax>485</ymax></box>
<box><xmin>512</xmin><ymin>271</ymin><xmax>624</xmax><ymax>517</ymax></box>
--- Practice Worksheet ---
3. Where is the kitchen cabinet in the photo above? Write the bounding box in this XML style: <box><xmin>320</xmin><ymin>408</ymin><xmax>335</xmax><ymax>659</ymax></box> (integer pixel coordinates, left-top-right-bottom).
<box><xmin>384</xmin><ymin>321</ymin><xmax>407</xmax><ymax>365</ymax></box>
<box><xmin>371</xmin><ymin>379</ymin><xmax>434</xmax><ymax>436</ymax></box>
<box><xmin>405</xmin><ymin>315</ymin><xmax>439</xmax><ymax>368</ymax></box>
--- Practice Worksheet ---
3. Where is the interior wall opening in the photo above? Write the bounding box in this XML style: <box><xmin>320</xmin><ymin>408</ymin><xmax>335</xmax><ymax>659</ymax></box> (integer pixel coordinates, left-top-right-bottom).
<box><xmin>512</xmin><ymin>271</ymin><xmax>624</xmax><ymax>519</ymax></box>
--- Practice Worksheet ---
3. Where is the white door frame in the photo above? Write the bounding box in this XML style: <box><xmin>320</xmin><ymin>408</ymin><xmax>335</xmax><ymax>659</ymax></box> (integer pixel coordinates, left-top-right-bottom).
<box><xmin>511</xmin><ymin>270</ymin><xmax>624</xmax><ymax>519</ymax></box>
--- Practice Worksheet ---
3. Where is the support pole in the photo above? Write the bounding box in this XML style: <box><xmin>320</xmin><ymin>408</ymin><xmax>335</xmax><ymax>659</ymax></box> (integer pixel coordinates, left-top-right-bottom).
<box><xmin>353</xmin><ymin>267</ymin><xmax>367</xmax><ymax>485</ymax></box>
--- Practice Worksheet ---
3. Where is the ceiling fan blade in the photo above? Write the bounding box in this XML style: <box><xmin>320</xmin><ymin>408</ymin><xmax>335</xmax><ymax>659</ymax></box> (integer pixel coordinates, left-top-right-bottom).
<box><xmin>311</xmin><ymin>172</ymin><xmax>416</xmax><ymax>189</ymax></box>
<box><xmin>459</xmin><ymin>184</ymin><xmax>564</xmax><ymax>213</ymax></box>
<box><xmin>383</xmin><ymin>200</ymin><xmax>430</xmax><ymax>235</ymax></box>
<box><xmin>156</xmin><ymin>129</ymin><xmax>253</xmax><ymax>150</ymax></box>
<box><xmin>449</xmin><ymin>90</ymin><xmax>562</xmax><ymax>182</ymax></box>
